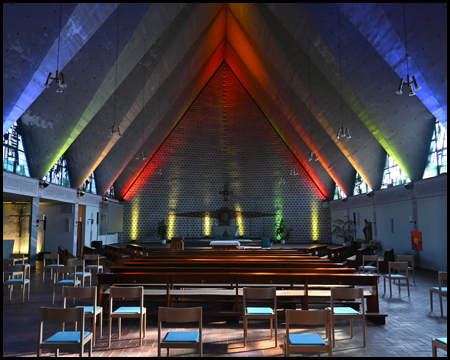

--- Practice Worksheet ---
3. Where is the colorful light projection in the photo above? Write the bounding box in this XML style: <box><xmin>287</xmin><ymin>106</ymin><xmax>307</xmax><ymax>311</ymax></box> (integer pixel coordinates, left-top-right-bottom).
<box><xmin>310</xmin><ymin>201</ymin><xmax>319</xmax><ymax>241</ymax></box>
<box><xmin>204</xmin><ymin>213</ymin><xmax>211</xmax><ymax>237</ymax></box>
<box><xmin>167</xmin><ymin>213</ymin><xmax>176</xmax><ymax>239</ymax></box>
<box><xmin>235</xmin><ymin>209</ymin><xmax>245</xmax><ymax>236</ymax></box>
<box><xmin>129</xmin><ymin>200</ymin><xmax>140</xmax><ymax>241</ymax></box>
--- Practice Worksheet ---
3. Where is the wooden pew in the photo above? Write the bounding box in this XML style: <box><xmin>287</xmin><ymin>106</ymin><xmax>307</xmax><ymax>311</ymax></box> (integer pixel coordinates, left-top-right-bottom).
<box><xmin>58</xmin><ymin>246</ymin><xmax>69</xmax><ymax>266</ymax></box>
<box><xmin>304</xmin><ymin>244</ymin><xmax>328</xmax><ymax>257</ymax></box>
<box><xmin>97</xmin><ymin>271</ymin><xmax>385</xmax><ymax>324</ymax></box>
<box><xmin>328</xmin><ymin>245</ymin><xmax>349</xmax><ymax>264</ymax></box>
<box><xmin>346</xmin><ymin>246</ymin><xmax>373</xmax><ymax>270</ymax></box>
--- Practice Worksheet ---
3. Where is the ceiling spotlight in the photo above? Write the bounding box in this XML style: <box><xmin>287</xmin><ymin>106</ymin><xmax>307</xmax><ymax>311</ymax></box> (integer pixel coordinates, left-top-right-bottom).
<box><xmin>77</xmin><ymin>190</ymin><xmax>85</xmax><ymax>197</ymax></box>
<box><xmin>108</xmin><ymin>125</ymin><xmax>122</xmax><ymax>138</ymax></box>
<box><xmin>366</xmin><ymin>191</ymin><xmax>374</xmax><ymax>197</ymax></box>
<box><xmin>39</xmin><ymin>180</ymin><xmax>50</xmax><ymax>188</ymax></box>
<box><xmin>135</xmin><ymin>151</ymin><xmax>146</xmax><ymax>161</ymax></box>
<box><xmin>404</xmin><ymin>182</ymin><xmax>414</xmax><ymax>190</ymax></box>
<box><xmin>336</xmin><ymin>125</ymin><xmax>351</xmax><ymax>140</ymax></box>
<box><xmin>308</xmin><ymin>151</ymin><xmax>318</xmax><ymax>162</ymax></box>
<box><xmin>103</xmin><ymin>196</ymin><xmax>109</xmax><ymax>202</ymax></box>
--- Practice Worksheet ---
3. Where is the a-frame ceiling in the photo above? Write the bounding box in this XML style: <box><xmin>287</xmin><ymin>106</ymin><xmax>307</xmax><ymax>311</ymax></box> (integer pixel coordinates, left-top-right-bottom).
<box><xmin>3</xmin><ymin>3</ymin><xmax>447</xmax><ymax>200</ymax></box>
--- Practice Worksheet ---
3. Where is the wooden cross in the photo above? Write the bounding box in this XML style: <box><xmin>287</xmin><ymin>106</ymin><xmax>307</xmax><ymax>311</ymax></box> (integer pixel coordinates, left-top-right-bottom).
<box><xmin>9</xmin><ymin>208</ymin><xmax>30</xmax><ymax>237</ymax></box>
<box><xmin>219</xmin><ymin>183</ymin><xmax>233</xmax><ymax>201</ymax></box>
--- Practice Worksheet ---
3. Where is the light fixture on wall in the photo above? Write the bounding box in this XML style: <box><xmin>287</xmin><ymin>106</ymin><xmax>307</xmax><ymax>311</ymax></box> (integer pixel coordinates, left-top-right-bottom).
<box><xmin>77</xmin><ymin>190</ymin><xmax>85</xmax><ymax>197</ymax></box>
<box><xmin>39</xmin><ymin>180</ymin><xmax>50</xmax><ymax>188</ymax></box>
<box><xmin>335</xmin><ymin>5</ymin><xmax>351</xmax><ymax>140</ymax></box>
<box><xmin>108</xmin><ymin>6</ymin><xmax>123</xmax><ymax>138</ymax></box>
<box><xmin>396</xmin><ymin>3</ymin><xmax>420</xmax><ymax>96</ymax></box>
<box><xmin>136</xmin><ymin>36</ymin><xmax>147</xmax><ymax>161</ymax></box>
<box><xmin>154</xmin><ymin>78</ymin><xmax>162</xmax><ymax>175</ymax></box>
<box><xmin>43</xmin><ymin>3</ymin><xmax>67</xmax><ymax>92</ymax></box>
<box><xmin>103</xmin><ymin>196</ymin><xmax>109</xmax><ymax>202</ymax></box>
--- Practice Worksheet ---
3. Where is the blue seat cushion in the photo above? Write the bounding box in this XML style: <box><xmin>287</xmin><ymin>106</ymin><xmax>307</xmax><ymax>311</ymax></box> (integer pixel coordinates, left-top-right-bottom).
<box><xmin>164</xmin><ymin>331</ymin><xmax>199</xmax><ymax>343</ymax></box>
<box><xmin>330</xmin><ymin>307</ymin><xmax>360</xmax><ymax>315</ymax></box>
<box><xmin>76</xmin><ymin>305</ymin><xmax>102</xmax><ymax>313</ymax></box>
<box><xmin>431</xmin><ymin>287</ymin><xmax>447</xmax><ymax>291</ymax></box>
<box><xmin>44</xmin><ymin>331</ymin><xmax>91</xmax><ymax>343</ymax></box>
<box><xmin>387</xmin><ymin>274</ymin><xmax>406</xmax><ymax>279</ymax></box>
<box><xmin>46</xmin><ymin>264</ymin><xmax>63</xmax><ymax>267</ymax></box>
<box><xmin>85</xmin><ymin>265</ymin><xmax>103</xmax><ymax>269</ymax></box>
<box><xmin>113</xmin><ymin>306</ymin><xmax>142</xmax><ymax>314</ymax></box>
<box><xmin>57</xmin><ymin>280</ymin><xmax>78</xmax><ymax>285</ymax></box>
<box><xmin>4</xmin><ymin>279</ymin><xmax>25</xmax><ymax>284</ymax></box>
<box><xmin>362</xmin><ymin>265</ymin><xmax>377</xmax><ymax>269</ymax></box>
<box><xmin>246</xmin><ymin>307</ymin><xmax>273</xmax><ymax>315</ymax></box>
<box><xmin>436</xmin><ymin>338</ymin><xmax>447</xmax><ymax>345</ymax></box>
<box><xmin>289</xmin><ymin>334</ymin><xmax>325</xmax><ymax>345</ymax></box>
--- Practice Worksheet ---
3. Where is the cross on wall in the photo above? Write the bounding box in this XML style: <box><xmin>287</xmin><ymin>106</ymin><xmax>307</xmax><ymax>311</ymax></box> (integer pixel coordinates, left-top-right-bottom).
<box><xmin>219</xmin><ymin>184</ymin><xmax>233</xmax><ymax>201</ymax></box>
<box><xmin>9</xmin><ymin>208</ymin><xmax>30</xmax><ymax>237</ymax></box>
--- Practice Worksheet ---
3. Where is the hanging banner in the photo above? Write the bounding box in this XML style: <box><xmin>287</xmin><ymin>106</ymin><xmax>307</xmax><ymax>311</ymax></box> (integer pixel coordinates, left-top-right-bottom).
<box><xmin>411</xmin><ymin>231</ymin><xmax>423</xmax><ymax>251</ymax></box>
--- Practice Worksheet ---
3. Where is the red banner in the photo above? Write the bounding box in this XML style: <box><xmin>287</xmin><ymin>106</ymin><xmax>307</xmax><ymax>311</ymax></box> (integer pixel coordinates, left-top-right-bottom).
<box><xmin>411</xmin><ymin>231</ymin><xmax>422</xmax><ymax>251</ymax></box>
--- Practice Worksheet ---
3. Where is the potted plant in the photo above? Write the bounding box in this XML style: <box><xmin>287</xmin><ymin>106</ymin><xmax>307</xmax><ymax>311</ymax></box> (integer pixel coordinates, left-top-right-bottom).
<box><xmin>331</xmin><ymin>219</ymin><xmax>355</xmax><ymax>246</ymax></box>
<box><xmin>157</xmin><ymin>219</ymin><xmax>168</xmax><ymax>244</ymax></box>
<box><xmin>275</xmin><ymin>218</ymin><xmax>292</xmax><ymax>244</ymax></box>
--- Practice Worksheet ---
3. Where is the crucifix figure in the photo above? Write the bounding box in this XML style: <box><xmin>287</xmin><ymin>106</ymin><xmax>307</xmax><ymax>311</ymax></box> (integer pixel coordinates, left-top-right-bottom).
<box><xmin>9</xmin><ymin>208</ymin><xmax>30</xmax><ymax>237</ymax></box>
<box><xmin>219</xmin><ymin>183</ymin><xmax>233</xmax><ymax>201</ymax></box>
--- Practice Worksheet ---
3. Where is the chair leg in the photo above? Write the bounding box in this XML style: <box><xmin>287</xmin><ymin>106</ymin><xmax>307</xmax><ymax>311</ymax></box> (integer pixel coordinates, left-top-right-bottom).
<box><xmin>362</xmin><ymin>317</ymin><xmax>366</xmax><ymax>347</ymax></box>
<box><xmin>439</xmin><ymin>294</ymin><xmax>444</xmax><ymax>317</ymax></box>
<box><xmin>350</xmin><ymin>318</ymin><xmax>353</xmax><ymax>338</ymax></box>
<box><xmin>407</xmin><ymin>279</ymin><xmax>410</xmax><ymax>296</ymax></box>
<box><xmin>430</xmin><ymin>291</ymin><xmax>434</xmax><ymax>312</ymax></box>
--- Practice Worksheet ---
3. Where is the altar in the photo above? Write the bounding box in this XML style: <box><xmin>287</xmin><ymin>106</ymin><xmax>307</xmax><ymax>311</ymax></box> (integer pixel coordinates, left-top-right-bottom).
<box><xmin>209</xmin><ymin>240</ymin><xmax>241</xmax><ymax>250</ymax></box>
<box><xmin>211</xmin><ymin>225</ymin><xmax>239</xmax><ymax>240</ymax></box>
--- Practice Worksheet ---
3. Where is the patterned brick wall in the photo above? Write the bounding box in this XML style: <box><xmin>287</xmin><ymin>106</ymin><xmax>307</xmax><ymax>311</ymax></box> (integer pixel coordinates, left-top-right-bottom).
<box><xmin>122</xmin><ymin>63</ymin><xmax>330</xmax><ymax>242</ymax></box>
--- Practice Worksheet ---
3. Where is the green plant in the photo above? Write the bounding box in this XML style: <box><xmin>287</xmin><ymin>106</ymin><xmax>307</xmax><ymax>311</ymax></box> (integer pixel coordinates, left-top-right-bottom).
<box><xmin>331</xmin><ymin>219</ymin><xmax>355</xmax><ymax>245</ymax></box>
<box><xmin>157</xmin><ymin>219</ymin><xmax>167</xmax><ymax>240</ymax></box>
<box><xmin>275</xmin><ymin>218</ymin><xmax>292</xmax><ymax>242</ymax></box>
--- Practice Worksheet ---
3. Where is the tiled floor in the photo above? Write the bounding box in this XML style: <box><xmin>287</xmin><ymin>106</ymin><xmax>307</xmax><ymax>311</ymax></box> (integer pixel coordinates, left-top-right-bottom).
<box><xmin>3</xmin><ymin>258</ymin><xmax>447</xmax><ymax>357</ymax></box>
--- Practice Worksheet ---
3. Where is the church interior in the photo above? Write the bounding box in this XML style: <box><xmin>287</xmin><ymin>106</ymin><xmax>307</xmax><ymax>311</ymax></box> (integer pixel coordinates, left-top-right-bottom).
<box><xmin>3</xmin><ymin>3</ymin><xmax>447</xmax><ymax>357</ymax></box>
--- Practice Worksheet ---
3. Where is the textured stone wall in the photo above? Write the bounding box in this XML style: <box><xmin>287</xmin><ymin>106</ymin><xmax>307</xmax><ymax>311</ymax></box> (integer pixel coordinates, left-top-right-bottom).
<box><xmin>122</xmin><ymin>63</ymin><xmax>330</xmax><ymax>242</ymax></box>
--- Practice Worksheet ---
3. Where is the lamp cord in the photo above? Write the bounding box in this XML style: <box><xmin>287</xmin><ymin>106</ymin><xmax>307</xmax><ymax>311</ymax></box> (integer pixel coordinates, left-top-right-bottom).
<box><xmin>402</xmin><ymin>3</ymin><xmax>409</xmax><ymax>75</ymax></box>
<box><xmin>57</xmin><ymin>3</ymin><xmax>62</xmax><ymax>71</ymax></box>
<box><xmin>337</xmin><ymin>3</ymin><xmax>344</xmax><ymax>128</ymax></box>
<box><xmin>113</xmin><ymin>6</ymin><xmax>120</xmax><ymax>129</ymax></box>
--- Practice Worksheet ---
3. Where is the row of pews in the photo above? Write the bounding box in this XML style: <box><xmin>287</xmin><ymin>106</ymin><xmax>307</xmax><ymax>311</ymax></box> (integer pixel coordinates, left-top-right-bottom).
<box><xmin>97</xmin><ymin>246</ymin><xmax>388</xmax><ymax>324</ymax></box>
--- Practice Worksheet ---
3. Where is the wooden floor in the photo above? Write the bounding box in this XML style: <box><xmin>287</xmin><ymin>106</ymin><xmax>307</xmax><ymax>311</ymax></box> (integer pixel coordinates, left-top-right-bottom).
<box><xmin>3</xmin><ymin>250</ymin><xmax>447</xmax><ymax>357</ymax></box>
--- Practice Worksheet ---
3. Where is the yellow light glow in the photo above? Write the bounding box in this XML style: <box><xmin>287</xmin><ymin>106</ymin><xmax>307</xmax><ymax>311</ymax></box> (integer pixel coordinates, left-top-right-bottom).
<box><xmin>204</xmin><ymin>215</ymin><xmax>211</xmax><ymax>236</ymax></box>
<box><xmin>130</xmin><ymin>201</ymin><xmax>139</xmax><ymax>241</ymax></box>
<box><xmin>311</xmin><ymin>202</ymin><xmax>319</xmax><ymax>241</ymax></box>
<box><xmin>236</xmin><ymin>214</ymin><xmax>245</xmax><ymax>236</ymax></box>
<box><xmin>168</xmin><ymin>214</ymin><xmax>175</xmax><ymax>239</ymax></box>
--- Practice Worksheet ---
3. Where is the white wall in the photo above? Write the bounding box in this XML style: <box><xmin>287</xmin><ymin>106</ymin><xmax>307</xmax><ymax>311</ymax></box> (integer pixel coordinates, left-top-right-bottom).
<box><xmin>330</xmin><ymin>174</ymin><xmax>447</xmax><ymax>271</ymax></box>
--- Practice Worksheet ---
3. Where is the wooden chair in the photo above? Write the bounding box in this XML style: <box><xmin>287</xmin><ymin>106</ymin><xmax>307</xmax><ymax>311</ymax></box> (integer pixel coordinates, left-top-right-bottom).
<box><xmin>359</xmin><ymin>255</ymin><xmax>379</xmax><ymax>274</ymax></box>
<box><xmin>108</xmin><ymin>286</ymin><xmax>147</xmax><ymax>347</ymax></box>
<box><xmin>158</xmin><ymin>306</ymin><xmax>202</xmax><ymax>357</ymax></box>
<box><xmin>3</xmin><ymin>264</ymin><xmax>30</xmax><ymax>303</ymax></box>
<box><xmin>243</xmin><ymin>287</ymin><xmax>277</xmax><ymax>347</ymax></box>
<box><xmin>43</xmin><ymin>254</ymin><xmax>63</xmax><ymax>281</ymax></box>
<box><xmin>432</xmin><ymin>337</ymin><xmax>447</xmax><ymax>357</ymax></box>
<box><xmin>68</xmin><ymin>259</ymin><xmax>92</xmax><ymax>287</ymax></box>
<box><xmin>83</xmin><ymin>254</ymin><xmax>103</xmax><ymax>276</ymax></box>
<box><xmin>171</xmin><ymin>237</ymin><xmax>184</xmax><ymax>250</ymax></box>
<box><xmin>52</xmin><ymin>265</ymin><xmax>81</xmax><ymax>304</ymax></box>
<box><xmin>327</xmin><ymin>287</ymin><xmax>366</xmax><ymax>347</ymax></box>
<box><xmin>383</xmin><ymin>261</ymin><xmax>410</xmax><ymax>297</ymax></box>
<box><xmin>3</xmin><ymin>258</ymin><xmax>20</xmax><ymax>281</ymax></box>
<box><xmin>37</xmin><ymin>307</ymin><xmax>93</xmax><ymax>357</ymax></box>
<box><xmin>397</xmin><ymin>254</ymin><xmax>416</xmax><ymax>284</ymax></box>
<box><xmin>9</xmin><ymin>253</ymin><xmax>25</xmax><ymax>264</ymax></box>
<box><xmin>284</xmin><ymin>309</ymin><xmax>332</xmax><ymax>357</ymax></box>
<box><xmin>430</xmin><ymin>271</ymin><xmax>447</xmax><ymax>317</ymax></box>
<box><xmin>63</xmin><ymin>286</ymin><xmax>103</xmax><ymax>346</ymax></box>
